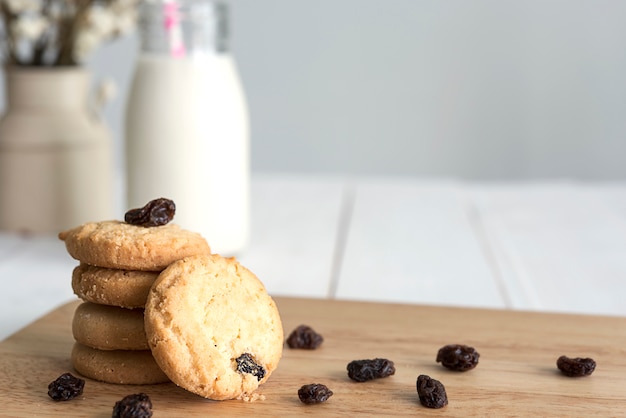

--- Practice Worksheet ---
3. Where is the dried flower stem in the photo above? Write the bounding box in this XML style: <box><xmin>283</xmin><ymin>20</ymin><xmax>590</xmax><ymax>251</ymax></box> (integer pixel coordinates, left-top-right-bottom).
<box><xmin>0</xmin><ymin>2</ymin><xmax>17</xmax><ymax>65</ymax></box>
<box><xmin>55</xmin><ymin>0</ymin><xmax>85</xmax><ymax>65</ymax></box>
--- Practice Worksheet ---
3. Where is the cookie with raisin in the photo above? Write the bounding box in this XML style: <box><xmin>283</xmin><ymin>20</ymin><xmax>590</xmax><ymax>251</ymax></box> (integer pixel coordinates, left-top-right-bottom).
<box><xmin>144</xmin><ymin>254</ymin><xmax>283</xmax><ymax>400</ymax></box>
<box><xmin>59</xmin><ymin>220</ymin><xmax>211</xmax><ymax>271</ymax></box>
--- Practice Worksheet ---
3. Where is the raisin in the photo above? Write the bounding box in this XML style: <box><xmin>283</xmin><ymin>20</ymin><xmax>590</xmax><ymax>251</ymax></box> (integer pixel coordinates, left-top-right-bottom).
<box><xmin>297</xmin><ymin>383</ymin><xmax>334</xmax><ymax>404</ymax></box>
<box><xmin>286</xmin><ymin>325</ymin><xmax>324</xmax><ymax>349</ymax></box>
<box><xmin>436</xmin><ymin>344</ymin><xmax>480</xmax><ymax>371</ymax></box>
<box><xmin>556</xmin><ymin>355</ymin><xmax>596</xmax><ymax>377</ymax></box>
<box><xmin>124</xmin><ymin>198</ymin><xmax>175</xmax><ymax>227</ymax></box>
<box><xmin>236</xmin><ymin>353</ymin><xmax>266</xmax><ymax>381</ymax></box>
<box><xmin>112</xmin><ymin>393</ymin><xmax>153</xmax><ymax>418</ymax></box>
<box><xmin>417</xmin><ymin>374</ymin><xmax>448</xmax><ymax>409</ymax></box>
<box><xmin>346</xmin><ymin>358</ymin><xmax>395</xmax><ymax>382</ymax></box>
<box><xmin>47</xmin><ymin>372</ymin><xmax>85</xmax><ymax>401</ymax></box>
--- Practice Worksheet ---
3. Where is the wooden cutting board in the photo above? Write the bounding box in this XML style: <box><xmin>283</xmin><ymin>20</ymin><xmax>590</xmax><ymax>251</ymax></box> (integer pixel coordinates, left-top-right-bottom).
<box><xmin>1</xmin><ymin>297</ymin><xmax>625</xmax><ymax>417</ymax></box>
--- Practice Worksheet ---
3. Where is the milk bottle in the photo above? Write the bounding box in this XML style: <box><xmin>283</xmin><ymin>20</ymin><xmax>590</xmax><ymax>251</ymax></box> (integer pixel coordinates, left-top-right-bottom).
<box><xmin>125</xmin><ymin>0</ymin><xmax>250</xmax><ymax>255</ymax></box>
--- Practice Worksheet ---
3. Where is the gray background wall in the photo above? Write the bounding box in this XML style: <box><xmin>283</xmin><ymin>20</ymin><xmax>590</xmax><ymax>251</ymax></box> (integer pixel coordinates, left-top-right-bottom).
<box><xmin>3</xmin><ymin>0</ymin><xmax>626</xmax><ymax>180</ymax></box>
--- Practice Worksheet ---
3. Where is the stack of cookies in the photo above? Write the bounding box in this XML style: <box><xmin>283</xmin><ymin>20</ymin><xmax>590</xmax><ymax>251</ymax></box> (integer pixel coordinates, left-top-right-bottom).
<box><xmin>59</xmin><ymin>219</ymin><xmax>212</xmax><ymax>385</ymax></box>
<box><xmin>59</xmin><ymin>199</ymin><xmax>285</xmax><ymax>400</ymax></box>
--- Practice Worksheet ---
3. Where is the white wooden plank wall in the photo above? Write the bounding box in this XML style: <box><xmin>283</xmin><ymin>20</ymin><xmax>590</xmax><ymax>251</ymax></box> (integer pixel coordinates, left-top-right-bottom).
<box><xmin>0</xmin><ymin>234</ymin><xmax>76</xmax><ymax>340</ymax></box>
<box><xmin>335</xmin><ymin>179</ymin><xmax>506</xmax><ymax>308</ymax></box>
<box><xmin>471</xmin><ymin>182</ymin><xmax>626</xmax><ymax>316</ymax></box>
<box><xmin>2</xmin><ymin>175</ymin><xmax>626</xmax><ymax>341</ymax></box>
<box><xmin>236</xmin><ymin>174</ymin><xmax>344</xmax><ymax>298</ymax></box>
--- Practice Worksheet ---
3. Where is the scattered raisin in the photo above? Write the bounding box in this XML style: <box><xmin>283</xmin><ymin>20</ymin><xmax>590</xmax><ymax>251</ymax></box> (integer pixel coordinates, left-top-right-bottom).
<box><xmin>124</xmin><ymin>198</ymin><xmax>175</xmax><ymax>227</ymax></box>
<box><xmin>297</xmin><ymin>383</ymin><xmax>334</xmax><ymax>404</ymax></box>
<box><xmin>286</xmin><ymin>325</ymin><xmax>324</xmax><ymax>349</ymax></box>
<box><xmin>236</xmin><ymin>353</ymin><xmax>266</xmax><ymax>381</ymax></box>
<box><xmin>436</xmin><ymin>344</ymin><xmax>480</xmax><ymax>371</ymax></box>
<box><xmin>347</xmin><ymin>358</ymin><xmax>395</xmax><ymax>382</ymax></box>
<box><xmin>417</xmin><ymin>374</ymin><xmax>448</xmax><ymax>409</ymax></box>
<box><xmin>47</xmin><ymin>372</ymin><xmax>85</xmax><ymax>401</ymax></box>
<box><xmin>556</xmin><ymin>355</ymin><xmax>596</xmax><ymax>377</ymax></box>
<box><xmin>112</xmin><ymin>393</ymin><xmax>153</xmax><ymax>418</ymax></box>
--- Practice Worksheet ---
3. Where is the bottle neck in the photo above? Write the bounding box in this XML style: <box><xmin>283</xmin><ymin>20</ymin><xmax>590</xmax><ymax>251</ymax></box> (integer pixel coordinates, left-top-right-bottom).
<box><xmin>138</xmin><ymin>0</ymin><xmax>230</xmax><ymax>58</ymax></box>
<box><xmin>214</xmin><ymin>2</ymin><xmax>229</xmax><ymax>53</ymax></box>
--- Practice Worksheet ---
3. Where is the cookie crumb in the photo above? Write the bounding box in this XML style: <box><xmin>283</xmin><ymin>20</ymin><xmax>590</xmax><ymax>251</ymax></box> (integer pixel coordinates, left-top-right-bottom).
<box><xmin>237</xmin><ymin>392</ymin><xmax>266</xmax><ymax>402</ymax></box>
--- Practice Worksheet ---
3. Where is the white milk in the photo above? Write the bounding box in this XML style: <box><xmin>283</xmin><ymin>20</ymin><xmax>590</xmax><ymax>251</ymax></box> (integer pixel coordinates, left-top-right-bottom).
<box><xmin>125</xmin><ymin>52</ymin><xmax>250</xmax><ymax>255</ymax></box>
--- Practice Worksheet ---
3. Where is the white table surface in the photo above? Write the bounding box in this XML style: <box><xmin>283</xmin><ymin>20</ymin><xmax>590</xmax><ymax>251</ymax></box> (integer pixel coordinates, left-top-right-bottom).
<box><xmin>2</xmin><ymin>173</ymin><xmax>626</xmax><ymax>341</ymax></box>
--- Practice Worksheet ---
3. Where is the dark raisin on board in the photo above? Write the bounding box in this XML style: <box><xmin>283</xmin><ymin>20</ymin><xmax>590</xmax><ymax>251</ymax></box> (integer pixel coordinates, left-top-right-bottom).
<box><xmin>286</xmin><ymin>325</ymin><xmax>324</xmax><ymax>349</ymax></box>
<box><xmin>47</xmin><ymin>372</ymin><xmax>85</xmax><ymax>401</ymax></box>
<box><xmin>298</xmin><ymin>383</ymin><xmax>334</xmax><ymax>404</ymax></box>
<box><xmin>347</xmin><ymin>358</ymin><xmax>396</xmax><ymax>382</ymax></box>
<box><xmin>436</xmin><ymin>344</ymin><xmax>480</xmax><ymax>371</ymax></box>
<box><xmin>124</xmin><ymin>198</ymin><xmax>176</xmax><ymax>227</ymax></box>
<box><xmin>556</xmin><ymin>355</ymin><xmax>596</xmax><ymax>377</ymax></box>
<box><xmin>112</xmin><ymin>393</ymin><xmax>153</xmax><ymax>418</ymax></box>
<box><xmin>236</xmin><ymin>353</ymin><xmax>266</xmax><ymax>381</ymax></box>
<box><xmin>416</xmin><ymin>374</ymin><xmax>448</xmax><ymax>409</ymax></box>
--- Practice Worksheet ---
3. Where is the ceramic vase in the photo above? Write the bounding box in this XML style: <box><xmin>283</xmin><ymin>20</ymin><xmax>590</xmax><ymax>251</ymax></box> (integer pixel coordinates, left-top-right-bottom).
<box><xmin>0</xmin><ymin>66</ymin><xmax>115</xmax><ymax>233</ymax></box>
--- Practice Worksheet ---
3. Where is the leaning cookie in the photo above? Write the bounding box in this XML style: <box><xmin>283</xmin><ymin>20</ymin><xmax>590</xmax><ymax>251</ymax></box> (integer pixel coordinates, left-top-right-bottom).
<box><xmin>72</xmin><ymin>302</ymin><xmax>148</xmax><ymax>351</ymax></box>
<box><xmin>71</xmin><ymin>343</ymin><xmax>169</xmax><ymax>385</ymax></box>
<box><xmin>144</xmin><ymin>254</ymin><xmax>284</xmax><ymax>400</ymax></box>
<box><xmin>72</xmin><ymin>264</ymin><xmax>158</xmax><ymax>309</ymax></box>
<box><xmin>59</xmin><ymin>220</ymin><xmax>211</xmax><ymax>271</ymax></box>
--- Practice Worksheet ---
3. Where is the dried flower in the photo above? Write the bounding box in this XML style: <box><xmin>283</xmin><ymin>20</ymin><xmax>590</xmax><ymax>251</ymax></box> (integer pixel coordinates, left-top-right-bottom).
<box><xmin>72</xmin><ymin>28</ymin><xmax>100</xmax><ymax>62</ymax></box>
<box><xmin>9</xmin><ymin>14</ymin><xmax>47</xmax><ymax>40</ymax></box>
<box><xmin>4</xmin><ymin>0</ymin><xmax>40</xmax><ymax>14</ymax></box>
<box><xmin>0</xmin><ymin>0</ymin><xmax>141</xmax><ymax>66</ymax></box>
<box><xmin>83</xmin><ymin>6</ymin><xmax>117</xmax><ymax>37</ymax></box>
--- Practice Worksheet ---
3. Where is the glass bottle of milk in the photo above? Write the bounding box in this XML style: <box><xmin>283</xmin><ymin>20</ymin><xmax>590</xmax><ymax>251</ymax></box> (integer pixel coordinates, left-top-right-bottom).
<box><xmin>125</xmin><ymin>0</ymin><xmax>250</xmax><ymax>255</ymax></box>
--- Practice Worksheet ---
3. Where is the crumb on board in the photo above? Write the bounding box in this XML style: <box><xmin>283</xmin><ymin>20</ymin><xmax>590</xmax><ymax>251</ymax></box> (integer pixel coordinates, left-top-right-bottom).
<box><xmin>237</xmin><ymin>392</ymin><xmax>266</xmax><ymax>402</ymax></box>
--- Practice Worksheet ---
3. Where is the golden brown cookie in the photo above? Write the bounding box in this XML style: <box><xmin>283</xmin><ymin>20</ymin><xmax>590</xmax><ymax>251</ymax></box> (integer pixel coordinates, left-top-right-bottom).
<box><xmin>144</xmin><ymin>254</ymin><xmax>283</xmax><ymax>400</ymax></box>
<box><xmin>71</xmin><ymin>342</ymin><xmax>169</xmax><ymax>384</ymax></box>
<box><xmin>72</xmin><ymin>263</ymin><xmax>157</xmax><ymax>308</ymax></box>
<box><xmin>72</xmin><ymin>302</ymin><xmax>148</xmax><ymax>350</ymax></box>
<box><xmin>58</xmin><ymin>220</ymin><xmax>211</xmax><ymax>271</ymax></box>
